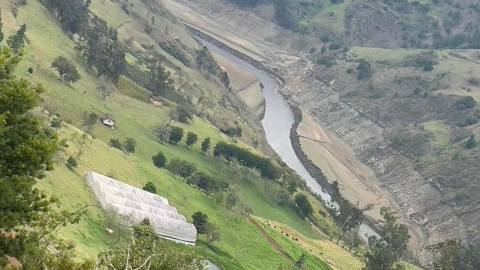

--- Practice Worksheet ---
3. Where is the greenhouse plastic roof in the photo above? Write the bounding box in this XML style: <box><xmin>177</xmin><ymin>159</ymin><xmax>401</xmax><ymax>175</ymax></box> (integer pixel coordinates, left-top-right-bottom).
<box><xmin>84</xmin><ymin>171</ymin><xmax>197</xmax><ymax>245</ymax></box>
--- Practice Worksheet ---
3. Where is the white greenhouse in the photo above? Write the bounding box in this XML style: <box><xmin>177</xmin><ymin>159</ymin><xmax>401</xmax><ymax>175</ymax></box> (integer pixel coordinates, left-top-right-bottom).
<box><xmin>84</xmin><ymin>171</ymin><xmax>197</xmax><ymax>245</ymax></box>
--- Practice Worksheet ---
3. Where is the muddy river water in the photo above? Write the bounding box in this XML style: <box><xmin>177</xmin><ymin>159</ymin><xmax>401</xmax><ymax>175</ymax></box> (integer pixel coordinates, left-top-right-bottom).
<box><xmin>198</xmin><ymin>39</ymin><xmax>379</xmax><ymax>240</ymax></box>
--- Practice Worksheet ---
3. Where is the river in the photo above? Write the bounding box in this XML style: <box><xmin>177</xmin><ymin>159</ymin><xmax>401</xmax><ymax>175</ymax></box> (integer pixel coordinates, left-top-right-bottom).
<box><xmin>198</xmin><ymin>39</ymin><xmax>379</xmax><ymax>241</ymax></box>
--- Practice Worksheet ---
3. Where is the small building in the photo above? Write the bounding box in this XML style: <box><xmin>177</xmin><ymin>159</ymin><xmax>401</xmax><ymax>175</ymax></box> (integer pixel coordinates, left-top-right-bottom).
<box><xmin>151</xmin><ymin>96</ymin><xmax>163</xmax><ymax>107</ymax></box>
<box><xmin>102</xmin><ymin>114</ymin><xmax>115</xmax><ymax>128</ymax></box>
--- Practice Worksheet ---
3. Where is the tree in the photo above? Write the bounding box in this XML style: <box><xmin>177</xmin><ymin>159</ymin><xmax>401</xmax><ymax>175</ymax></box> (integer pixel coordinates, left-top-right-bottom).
<box><xmin>82</xmin><ymin>112</ymin><xmax>98</xmax><ymax>133</ymax></box>
<box><xmin>146</xmin><ymin>58</ymin><xmax>174</xmax><ymax>96</ymax></box>
<box><xmin>295</xmin><ymin>253</ymin><xmax>306</xmax><ymax>269</ymax></box>
<box><xmin>239</xmin><ymin>201</ymin><xmax>252</xmax><ymax>220</ymax></box>
<box><xmin>465</xmin><ymin>135</ymin><xmax>476</xmax><ymax>149</ymax></box>
<box><xmin>287</xmin><ymin>180</ymin><xmax>297</xmax><ymax>194</ymax></box>
<box><xmin>357</xmin><ymin>59</ymin><xmax>372</xmax><ymax>80</ymax></box>
<box><xmin>225</xmin><ymin>186</ymin><xmax>240</xmax><ymax>209</ymax></box>
<box><xmin>152</xmin><ymin>152</ymin><xmax>167</xmax><ymax>169</ymax></box>
<box><xmin>103</xmin><ymin>206</ymin><xmax>131</xmax><ymax>245</ymax></box>
<box><xmin>97</xmin><ymin>76</ymin><xmax>113</xmax><ymax>100</ymax></box>
<box><xmin>98</xmin><ymin>222</ymin><xmax>202</xmax><ymax>269</ymax></box>
<box><xmin>204</xmin><ymin>222</ymin><xmax>221</xmax><ymax>244</ymax></box>
<box><xmin>52</xmin><ymin>56</ymin><xmax>81</xmax><ymax>83</ymax></box>
<box><xmin>166</xmin><ymin>158</ymin><xmax>197</xmax><ymax>181</ymax></box>
<box><xmin>0</xmin><ymin>46</ymin><xmax>58</xmax><ymax>263</ymax></box>
<box><xmin>186</xmin><ymin>132</ymin><xmax>198</xmax><ymax>148</ymax></box>
<box><xmin>191</xmin><ymin>211</ymin><xmax>209</xmax><ymax>235</ymax></box>
<box><xmin>0</xmin><ymin>10</ymin><xmax>4</xmax><ymax>43</ymax></box>
<box><xmin>428</xmin><ymin>239</ymin><xmax>480</xmax><ymax>270</ymax></box>
<box><xmin>7</xmin><ymin>24</ymin><xmax>26</xmax><ymax>54</ymax></box>
<box><xmin>294</xmin><ymin>193</ymin><xmax>313</xmax><ymax>218</ymax></box>
<box><xmin>143</xmin><ymin>181</ymin><xmax>157</xmax><ymax>194</ymax></box>
<box><xmin>187</xmin><ymin>172</ymin><xmax>226</xmax><ymax>195</ymax></box>
<box><xmin>201</xmin><ymin>137</ymin><xmax>211</xmax><ymax>152</ymax></box>
<box><xmin>154</xmin><ymin>125</ymin><xmax>171</xmax><ymax>144</ymax></box>
<box><xmin>363</xmin><ymin>208</ymin><xmax>410</xmax><ymax>270</ymax></box>
<box><xmin>176</xmin><ymin>106</ymin><xmax>194</xmax><ymax>123</ymax></box>
<box><xmin>123</xmin><ymin>137</ymin><xmax>137</xmax><ymax>154</ymax></box>
<box><xmin>169</xmin><ymin>126</ymin><xmax>184</xmax><ymax>144</ymax></box>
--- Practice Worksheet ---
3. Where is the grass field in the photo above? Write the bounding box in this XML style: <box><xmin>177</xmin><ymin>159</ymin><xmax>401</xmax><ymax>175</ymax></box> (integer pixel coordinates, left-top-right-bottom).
<box><xmin>3</xmin><ymin>0</ymin><xmax>345</xmax><ymax>268</ymax></box>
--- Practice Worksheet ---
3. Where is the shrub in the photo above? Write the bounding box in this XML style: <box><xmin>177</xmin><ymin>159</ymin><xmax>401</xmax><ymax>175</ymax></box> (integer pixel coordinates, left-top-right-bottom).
<box><xmin>66</xmin><ymin>156</ymin><xmax>78</xmax><ymax>169</ymax></box>
<box><xmin>152</xmin><ymin>152</ymin><xmax>167</xmax><ymax>168</ymax></box>
<box><xmin>123</xmin><ymin>138</ymin><xmax>137</xmax><ymax>154</ymax></box>
<box><xmin>455</xmin><ymin>96</ymin><xmax>476</xmax><ymax>110</ymax></box>
<box><xmin>28</xmin><ymin>67</ymin><xmax>33</xmax><ymax>74</ymax></box>
<box><xmin>465</xmin><ymin>135</ymin><xmax>476</xmax><ymax>149</ymax></box>
<box><xmin>423</xmin><ymin>61</ymin><xmax>434</xmax><ymax>71</ymax></box>
<box><xmin>329</xmin><ymin>43</ymin><xmax>341</xmax><ymax>50</ymax></box>
<box><xmin>346</xmin><ymin>68</ymin><xmax>354</xmax><ymax>74</ymax></box>
<box><xmin>109</xmin><ymin>139</ymin><xmax>123</xmax><ymax>150</ymax></box>
<box><xmin>50</xmin><ymin>117</ymin><xmax>62</xmax><ymax>129</ymax></box>
<box><xmin>468</xmin><ymin>77</ymin><xmax>480</xmax><ymax>86</ymax></box>
<box><xmin>317</xmin><ymin>56</ymin><xmax>335</xmax><ymax>68</ymax></box>
<box><xmin>357</xmin><ymin>60</ymin><xmax>372</xmax><ymax>79</ymax></box>
<box><xmin>143</xmin><ymin>181</ymin><xmax>157</xmax><ymax>194</ymax></box>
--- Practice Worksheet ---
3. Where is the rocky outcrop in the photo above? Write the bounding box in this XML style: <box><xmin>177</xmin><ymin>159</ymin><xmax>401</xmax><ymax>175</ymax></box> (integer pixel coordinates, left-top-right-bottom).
<box><xmin>280</xmin><ymin>62</ymin><xmax>467</xmax><ymax>261</ymax></box>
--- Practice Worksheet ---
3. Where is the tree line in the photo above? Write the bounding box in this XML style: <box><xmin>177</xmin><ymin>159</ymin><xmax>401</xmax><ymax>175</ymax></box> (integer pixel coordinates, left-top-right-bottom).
<box><xmin>213</xmin><ymin>141</ymin><xmax>279</xmax><ymax>179</ymax></box>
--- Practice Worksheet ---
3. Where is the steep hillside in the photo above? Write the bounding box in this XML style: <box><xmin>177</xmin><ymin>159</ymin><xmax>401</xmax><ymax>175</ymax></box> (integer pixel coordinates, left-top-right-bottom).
<box><xmin>158</xmin><ymin>0</ymin><xmax>480</xmax><ymax>264</ymax></box>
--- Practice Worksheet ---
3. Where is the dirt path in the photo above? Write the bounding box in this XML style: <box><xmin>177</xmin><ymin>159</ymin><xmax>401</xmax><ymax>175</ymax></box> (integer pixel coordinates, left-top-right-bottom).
<box><xmin>248</xmin><ymin>218</ymin><xmax>305</xmax><ymax>269</ymax></box>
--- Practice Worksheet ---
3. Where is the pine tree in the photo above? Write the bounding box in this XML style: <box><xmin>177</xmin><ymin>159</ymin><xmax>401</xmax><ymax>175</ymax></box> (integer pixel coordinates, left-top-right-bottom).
<box><xmin>7</xmin><ymin>24</ymin><xmax>27</xmax><ymax>54</ymax></box>
<box><xmin>0</xmin><ymin>46</ymin><xmax>58</xmax><ymax>263</ymax></box>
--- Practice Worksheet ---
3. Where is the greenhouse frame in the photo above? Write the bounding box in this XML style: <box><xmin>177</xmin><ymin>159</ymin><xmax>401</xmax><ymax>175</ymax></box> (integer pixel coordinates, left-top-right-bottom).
<box><xmin>84</xmin><ymin>171</ymin><xmax>197</xmax><ymax>245</ymax></box>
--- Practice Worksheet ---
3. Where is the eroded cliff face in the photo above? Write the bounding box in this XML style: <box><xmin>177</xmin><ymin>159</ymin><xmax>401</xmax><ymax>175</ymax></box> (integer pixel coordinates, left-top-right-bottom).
<box><xmin>279</xmin><ymin>61</ymin><xmax>467</xmax><ymax>259</ymax></box>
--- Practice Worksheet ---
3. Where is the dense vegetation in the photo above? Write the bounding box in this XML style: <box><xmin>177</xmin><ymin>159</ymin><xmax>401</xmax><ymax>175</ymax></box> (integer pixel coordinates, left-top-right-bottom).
<box><xmin>213</xmin><ymin>142</ymin><xmax>279</xmax><ymax>179</ymax></box>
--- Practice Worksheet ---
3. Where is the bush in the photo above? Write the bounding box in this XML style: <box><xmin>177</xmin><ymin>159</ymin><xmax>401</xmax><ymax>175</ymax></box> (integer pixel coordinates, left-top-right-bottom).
<box><xmin>455</xmin><ymin>96</ymin><xmax>476</xmax><ymax>110</ymax></box>
<box><xmin>468</xmin><ymin>77</ymin><xmax>480</xmax><ymax>86</ymax></box>
<box><xmin>50</xmin><ymin>117</ymin><xmax>62</xmax><ymax>129</ymax></box>
<box><xmin>329</xmin><ymin>43</ymin><xmax>341</xmax><ymax>50</ymax></box>
<box><xmin>169</xmin><ymin>126</ymin><xmax>184</xmax><ymax>144</ymax></box>
<box><xmin>66</xmin><ymin>156</ymin><xmax>78</xmax><ymax>169</ymax></box>
<box><xmin>28</xmin><ymin>67</ymin><xmax>33</xmax><ymax>74</ymax></box>
<box><xmin>317</xmin><ymin>56</ymin><xmax>335</xmax><ymax>68</ymax></box>
<box><xmin>423</xmin><ymin>61</ymin><xmax>434</xmax><ymax>71</ymax></box>
<box><xmin>143</xmin><ymin>181</ymin><xmax>157</xmax><ymax>194</ymax></box>
<box><xmin>109</xmin><ymin>139</ymin><xmax>123</xmax><ymax>150</ymax></box>
<box><xmin>123</xmin><ymin>138</ymin><xmax>137</xmax><ymax>154</ymax></box>
<box><xmin>465</xmin><ymin>135</ymin><xmax>476</xmax><ymax>149</ymax></box>
<box><xmin>152</xmin><ymin>152</ymin><xmax>167</xmax><ymax>168</ymax></box>
<box><xmin>357</xmin><ymin>60</ymin><xmax>372</xmax><ymax>79</ymax></box>
<box><xmin>346</xmin><ymin>68</ymin><xmax>354</xmax><ymax>74</ymax></box>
